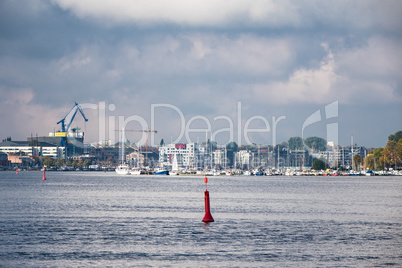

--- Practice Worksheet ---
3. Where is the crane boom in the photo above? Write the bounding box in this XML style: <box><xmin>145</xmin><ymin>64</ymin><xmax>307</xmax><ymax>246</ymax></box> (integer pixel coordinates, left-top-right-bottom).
<box><xmin>57</xmin><ymin>102</ymin><xmax>88</xmax><ymax>134</ymax></box>
<box><xmin>56</xmin><ymin>102</ymin><xmax>88</xmax><ymax>157</ymax></box>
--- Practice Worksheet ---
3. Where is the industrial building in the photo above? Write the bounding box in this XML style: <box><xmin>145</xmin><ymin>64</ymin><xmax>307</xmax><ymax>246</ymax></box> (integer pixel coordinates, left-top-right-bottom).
<box><xmin>0</xmin><ymin>140</ymin><xmax>61</xmax><ymax>158</ymax></box>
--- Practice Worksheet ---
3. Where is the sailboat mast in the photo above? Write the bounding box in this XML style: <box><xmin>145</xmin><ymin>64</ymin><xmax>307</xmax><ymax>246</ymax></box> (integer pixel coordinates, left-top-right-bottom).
<box><xmin>121</xmin><ymin>127</ymin><xmax>125</xmax><ymax>164</ymax></box>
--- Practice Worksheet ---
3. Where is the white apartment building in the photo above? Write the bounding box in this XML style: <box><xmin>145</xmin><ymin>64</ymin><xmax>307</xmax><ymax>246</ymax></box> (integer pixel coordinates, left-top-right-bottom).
<box><xmin>213</xmin><ymin>149</ymin><xmax>231</xmax><ymax>169</ymax></box>
<box><xmin>235</xmin><ymin>150</ymin><xmax>253</xmax><ymax>169</ymax></box>
<box><xmin>159</xmin><ymin>143</ymin><xmax>198</xmax><ymax>169</ymax></box>
<box><xmin>0</xmin><ymin>141</ymin><xmax>62</xmax><ymax>158</ymax></box>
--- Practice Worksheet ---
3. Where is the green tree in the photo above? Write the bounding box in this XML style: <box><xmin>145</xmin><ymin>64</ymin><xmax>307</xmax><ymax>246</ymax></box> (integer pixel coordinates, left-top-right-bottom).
<box><xmin>226</xmin><ymin>141</ymin><xmax>238</xmax><ymax>152</ymax></box>
<box><xmin>160</xmin><ymin>139</ymin><xmax>165</xmax><ymax>147</ymax></box>
<box><xmin>353</xmin><ymin>154</ymin><xmax>362</xmax><ymax>170</ymax></box>
<box><xmin>388</xmin><ymin>131</ymin><xmax>402</xmax><ymax>143</ymax></box>
<box><xmin>312</xmin><ymin>158</ymin><xmax>326</xmax><ymax>170</ymax></box>
<box><xmin>381</xmin><ymin>131</ymin><xmax>402</xmax><ymax>169</ymax></box>
<box><xmin>396</xmin><ymin>140</ymin><xmax>402</xmax><ymax>168</ymax></box>
<box><xmin>58</xmin><ymin>159</ymin><xmax>65</xmax><ymax>167</ymax></box>
<box><xmin>274</xmin><ymin>142</ymin><xmax>288</xmax><ymax>153</ymax></box>
<box><xmin>77</xmin><ymin>159</ymin><xmax>84</xmax><ymax>167</ymax></box>
<box><xmin>248</xmin><ymin>143</ymin><xmax>258</xmax><ymax>150</ymax></box>
<box><xmin>288</xmin><ymin>137</ymin><xmax>303</xmax><ymax>150</ymax></box>
<box><xmin>304</xmin><ymin>137</ymin><xmax>327</xmax><ymax>151</ymax></box>
<box><xmin>43</xmin><ymin>157</ymin><xmax>55</xmax><ymax>167</ymax></box>
<box><xmin>365</xmin><ymin>154</ymin><xmax>375</xmax><ymax>170</ymax></box>
<box><xmin>370</xmin><ymin>148</ymin><xmax>383</xmax><ymax>169</ymax></box>
<box><xmin>83</xmin><ymin>159</ymin><xmax>92</xmax><ymax>167</ymax></box>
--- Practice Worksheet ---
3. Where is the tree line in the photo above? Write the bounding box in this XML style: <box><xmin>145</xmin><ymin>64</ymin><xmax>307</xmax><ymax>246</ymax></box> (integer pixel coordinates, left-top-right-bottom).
<box><xmin>365</xmin><ymin>131</ymin><xmax>402</xmax><ymax>170</ymax></box>
<box><xmin>41</xmin><ymin>157</ymin><xmax>92</xmax><ymax>168</ymax></box>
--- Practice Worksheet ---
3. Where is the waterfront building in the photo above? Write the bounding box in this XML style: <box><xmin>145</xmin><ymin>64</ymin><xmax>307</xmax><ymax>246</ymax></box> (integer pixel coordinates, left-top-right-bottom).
<box><xmin>158</xmin><ymin>143</ymin><xmax>198</xmax><ymax>169</ymax></box>
<box><xmin>311</xmin><ymin>143</ymin><xmax>366</xmax><ymax>169</ymax></box>
<box><xmin>213</xmin><ymin>149</ymin><xmax>228</xmax><ymax>169</ymax></box>
<box><xmin>29</xmin><ymin>133</ymin><xmax>86</xmax><ymax>157</ymax></box>
<box><xmin>126</xmin><ymin>150</ymin><xmax>145</xmax><ymax>167</ymax></box>
<box><xmin>287</xmin><ymin>149</ymin><xmax>309</xmax><ymax>168</ymax></box>
<box><xmin>0</xmin><ymin>140</ymin><xmax>62</xmax><ymax>158</ymax></box>
<box><xmin>8</xmin><ymin>155</ymin><xmax>34</xmax><ymax>167</ymax></box>
<box><xmin>235</xmin><ymin>150</ymin><xmax>253</xmax><ymax>169</ymax></box>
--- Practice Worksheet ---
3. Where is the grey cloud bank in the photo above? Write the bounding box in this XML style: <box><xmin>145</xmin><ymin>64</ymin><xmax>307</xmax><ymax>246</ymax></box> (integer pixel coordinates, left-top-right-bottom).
<box><xmin>0</xmin><ymin>0</ymin><xmax>401</xmax><ymax>147</ymax></box>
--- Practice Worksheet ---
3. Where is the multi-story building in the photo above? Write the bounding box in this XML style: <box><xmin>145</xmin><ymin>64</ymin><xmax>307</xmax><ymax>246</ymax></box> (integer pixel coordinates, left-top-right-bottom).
<box><xmin>8</xmin><ymin>155</ymin><xmax>34</xmax><ymax>167</ymax></box>
<box><xmin>159</xmin><ymin>143</ymin><xmax>198</xmax><ymax>169</ymax></box>
<box><xmin>213</xmin><ymin>149</ymin><xmax>227</xmax><ymax>169</ymax></box>
<box><xmin>126</xmin><ymin>149</ymin><xmax>145</xmax><ymax>166</ymax></box>
<box><xmin>312</xmin><ymin>143</ymin><xmax>366</xmax><ymax>169</ymax></box>
<box><xmin>235</xmin><ymin>150</ymin><xmax>253</xmax><ymax>169</ymax></box>
<box><xmin>0</xmin><ymin>140</ymin><xmax>62</xmax><ymax>158</ymax></box>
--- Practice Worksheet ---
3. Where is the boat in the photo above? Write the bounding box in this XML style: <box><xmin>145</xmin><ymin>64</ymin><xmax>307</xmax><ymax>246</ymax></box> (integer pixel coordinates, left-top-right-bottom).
<box><xmin>115</xmin><ymin>127</ymin><xmax>130</xmax><ymax>175</ymax></box>
<box><xmin>254</xmin><ymin>169</ymin><xmax>264</xmax><ymax>176</ymax></box>
<box><xmin>130</xmin><ymin>168</ymin><xmax>144</xmax><ymax>175</ymax></box>
<box><xmin>365</xmin><ymin>170</ymin><xmax>374</xmax><ymax>176</ymax></box>
<box><xmin>115</xmin><ymin>164</ymin><xmax>130</xmax><ymax>175</ymax></box>
<box><xmin>154</xmin><ymin>169</ymin><xmax>169</xmax><ymax>175</ymax></box>
<box><xmin>213</xmin><ymin>170</ymin><xmax>220</xmax><ymax>176</ymax></box>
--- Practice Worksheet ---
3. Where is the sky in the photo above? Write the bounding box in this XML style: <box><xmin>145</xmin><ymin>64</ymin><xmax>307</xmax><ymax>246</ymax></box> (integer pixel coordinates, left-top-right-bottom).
<box><xmin>0</xmin><ymin>0</ymin><xmax>401</xmax><ymax>148</ymax></box>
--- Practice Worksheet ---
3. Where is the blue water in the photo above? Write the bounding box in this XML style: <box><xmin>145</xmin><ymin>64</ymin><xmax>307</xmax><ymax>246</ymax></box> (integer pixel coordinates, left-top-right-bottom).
<box><xmin>0</xmin><ymin>172</ymin><xmax>401</xmax><ymax>267</ymax></box>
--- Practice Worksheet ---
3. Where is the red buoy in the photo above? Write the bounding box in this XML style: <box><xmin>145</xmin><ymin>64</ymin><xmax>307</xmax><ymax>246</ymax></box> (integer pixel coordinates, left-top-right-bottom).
<box><xmin>16</xmin><ymin>167</ymin><xmax>18</xmax><ymax>175</ymax></box>
<box><xmin>42</xmin><ymin>168</ymin><xmax>46</xmax><ymax>181</ymax></box>
<box><xmin>202</xmin><ymin>176</ymin><xmax>214</xmax><ymax>222</ymax></box>
<box><xmin>202</xmin><ymin>190</ymin><xmax>214</xmax><ymax>222</ymax></box>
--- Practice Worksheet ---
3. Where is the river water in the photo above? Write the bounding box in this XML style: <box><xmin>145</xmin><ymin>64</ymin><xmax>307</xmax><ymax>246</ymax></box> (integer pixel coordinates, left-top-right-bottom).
<box><xmin>0</xmin><ymin>171</ymin><xmax>401</xmax><ymax>267</ymax></box>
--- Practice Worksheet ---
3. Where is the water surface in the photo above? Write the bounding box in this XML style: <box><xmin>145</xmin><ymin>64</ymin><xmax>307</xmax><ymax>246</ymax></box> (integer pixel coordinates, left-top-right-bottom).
<box><xmin>0</xmin><ymin>172</ymin><xmax>401</xmax><ymax>267</ymax></box>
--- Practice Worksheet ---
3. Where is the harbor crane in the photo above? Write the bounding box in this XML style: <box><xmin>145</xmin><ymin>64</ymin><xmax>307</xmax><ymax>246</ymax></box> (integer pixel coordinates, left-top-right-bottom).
<box><xmin>56</xmin><ymin>102</ymin><xmax>88</xmax><ymax>158</ymax></box>
<box><xmin>117</xmin><ymin>129</ymin><xmax>157</xmax><ymax>166</ymax></box>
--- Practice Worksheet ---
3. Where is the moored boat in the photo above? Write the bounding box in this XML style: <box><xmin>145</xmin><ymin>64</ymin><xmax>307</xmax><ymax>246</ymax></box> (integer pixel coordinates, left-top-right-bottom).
<box><xmin>154</xmin><ymin>169</ymin><xmax>169</xmax><ymax>175</ymax></box>
<box><xmin>115</xmin><ymin>164</ymin><xmax>130</xmax><ymax>175</ymax></box>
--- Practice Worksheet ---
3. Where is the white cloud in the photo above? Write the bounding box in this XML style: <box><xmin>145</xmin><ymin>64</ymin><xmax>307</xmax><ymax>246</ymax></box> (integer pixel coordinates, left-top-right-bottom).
<box><xmin>52</xmin><ymin>0</ymin><xmax>280</xmax><ymax>26</ymax></box>
<box><xmin>250</xmin><ymin>44</ymin><xmax>337</xmax><ymax>104</ymax></box>
<box><xmin>0</xmin><ymin>87</ymin><xmax>70</xmax><ymax>140</ymax></box>
<box><xmin>336</xmin><ymin>37</ymin><xmax>402</xmax><ymax>80</ymax></box>
<box><xmin>242</xmin><ymin>38</ymin><xmax>402</xmax><ymax>105</ymax></box>
<box><xmin>334</xmin><ymin>36</ymin><xmax>402</xmax><ymax>103</ymax></box>
<box><xmin>51</xmin><ymin>0</ymin><xmax>402</xmax><ymax>30</ymax></box>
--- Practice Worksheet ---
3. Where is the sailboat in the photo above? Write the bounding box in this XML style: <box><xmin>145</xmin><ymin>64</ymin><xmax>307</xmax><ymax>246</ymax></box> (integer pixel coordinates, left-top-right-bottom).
<box><xmin>130</xmin><ymin>149</ymin><xmax>144</xmax><ymax>175</ymax></box>
<box><xmin>115</xmin><ymin>127</ymin><xmax>130</xmax><ymax>175</ymax></box>
<box><xmin>170</xmin><ymin>154</ymin><xmax>179</xmax><ymax>176</ymax></box>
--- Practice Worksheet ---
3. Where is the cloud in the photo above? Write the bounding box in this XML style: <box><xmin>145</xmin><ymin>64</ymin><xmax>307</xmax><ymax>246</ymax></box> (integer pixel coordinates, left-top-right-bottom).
<box><xmin>0</xmin><ymin>87</ymin><xmax>69</xmax><ymax>139</ymax></box>
<box><xmin>51</xmin><ymin>0</ymin><xmax>402</xmax><ymax>31</ymax></box>
<box><xmin>1</xmin><ymin>1</ymin><xmax>401</xmax><ymax>147</ymax></box>
<box><xmin>336</xmin><ymin>37</ymin><xmax>402</xmax><ymax>81</ymax></box>
<box><xmin>249</xmin><ymin>43</ymin><xmax>337</xmax><ymax>104</ymax></box>
<box><xmin>52</xmin><ymin>0</ymin><xmax>284</xmax><ymax>27</ymax></box>
<box><xmin>334</xmin><ymin>36</ymin><xmax>402</xmax><ymax>103</ymax></box>
<box><xmin>244</xmin><ymin>38</ymin><xmax>402</xmax><ymax>105</ymax></box>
